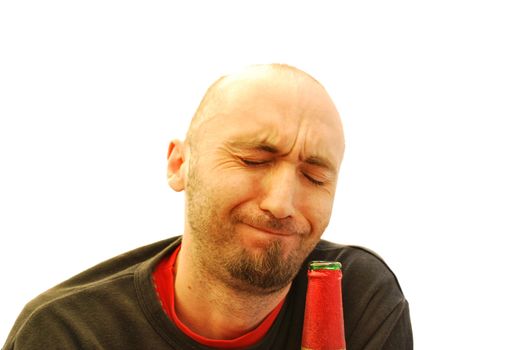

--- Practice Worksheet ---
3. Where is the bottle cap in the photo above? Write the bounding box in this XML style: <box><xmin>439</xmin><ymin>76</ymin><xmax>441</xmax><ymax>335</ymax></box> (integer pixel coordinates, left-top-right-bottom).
<box><xmin>308</xmin><ymin>261</ymin><xmax>342</xmax><ymax>271</ymax></box>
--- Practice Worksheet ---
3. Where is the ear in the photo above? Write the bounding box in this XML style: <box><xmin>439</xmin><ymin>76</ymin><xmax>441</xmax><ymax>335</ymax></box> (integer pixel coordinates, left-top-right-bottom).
<box><xmin>167</xmin><ymin>139</ymin><xmax>188</xmax><ymax>192</ymax></box>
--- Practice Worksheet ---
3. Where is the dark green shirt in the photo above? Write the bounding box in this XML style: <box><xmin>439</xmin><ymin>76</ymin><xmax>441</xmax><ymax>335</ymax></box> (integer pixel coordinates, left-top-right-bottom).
<box><xmin>3</xmin><ymin>237</ymin><xmax>413</xmax><ymax>349</ymax></box>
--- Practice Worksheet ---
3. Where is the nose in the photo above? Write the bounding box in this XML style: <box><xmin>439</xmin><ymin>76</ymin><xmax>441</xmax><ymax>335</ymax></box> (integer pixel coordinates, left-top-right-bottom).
<box><xmin>259</xmin><ymin>163</ymin><xmax>297</xmax><ymax>219</ymax></box>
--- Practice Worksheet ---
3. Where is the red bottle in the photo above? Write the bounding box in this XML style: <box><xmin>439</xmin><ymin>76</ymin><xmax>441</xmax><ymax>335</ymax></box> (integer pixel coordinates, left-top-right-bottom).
<box><xmin>301</xmin><ymin>261</ymin><xmax>346</xmax><ymax>350</ymax></box>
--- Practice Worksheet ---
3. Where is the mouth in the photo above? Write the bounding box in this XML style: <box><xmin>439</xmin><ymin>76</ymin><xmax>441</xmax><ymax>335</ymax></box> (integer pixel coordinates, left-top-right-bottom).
<box><xmin>243</xmin><ymin>222</ymin><xmax>294</xmax><ymax>237</ymax></box>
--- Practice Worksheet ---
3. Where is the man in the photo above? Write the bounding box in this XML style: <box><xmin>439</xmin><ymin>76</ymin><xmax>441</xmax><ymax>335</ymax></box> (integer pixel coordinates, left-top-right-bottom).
<box><xmin>3</xmin><ymin>64</ymin><xmax>413</xmax><ymax>349</ymax></box>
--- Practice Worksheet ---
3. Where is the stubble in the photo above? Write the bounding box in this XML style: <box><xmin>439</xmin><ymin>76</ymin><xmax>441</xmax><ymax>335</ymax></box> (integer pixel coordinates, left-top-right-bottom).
<box><xmin>185</xmin><ymin>160</ymin><xmax>317</xmax><ymax>295</ymax></box>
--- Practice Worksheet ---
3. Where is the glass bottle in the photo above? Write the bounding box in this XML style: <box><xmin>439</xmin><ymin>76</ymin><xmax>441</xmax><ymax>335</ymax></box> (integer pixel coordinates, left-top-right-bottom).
<box><xmin>301</xmin><ymin>261</ymin><xmax>346</xmax><ymax>350</ymax></box>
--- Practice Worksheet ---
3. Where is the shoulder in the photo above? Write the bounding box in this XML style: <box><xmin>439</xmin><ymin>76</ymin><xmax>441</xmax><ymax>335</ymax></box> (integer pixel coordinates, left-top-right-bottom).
<box><xmin>310</xmin><ymin>239</ymin><xmax>407</xmax><ymax>310</ymax></box>
<box><xmin>28</xmin><ymin>236</ymin><xmax>179</xmax><ymax>311</ymax></box>
<box><xmin>312</xmin><ymin>240</ymin><xmax>403</xmax><ymax>290</ymax></box>
<box><xmin>3</xmin><ymin>236</ymin><xmax>180</xmax><ymax>348</ymax></box>
<box><xmin>309</xmin><ymin>240</ymin><xmax>412</xmax><ymax>349</ymax></box>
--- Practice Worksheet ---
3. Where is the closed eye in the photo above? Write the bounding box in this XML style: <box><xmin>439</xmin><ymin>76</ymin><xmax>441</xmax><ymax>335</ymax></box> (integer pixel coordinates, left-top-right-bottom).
<box><xmin>240</xmin><ymin>158</ymin><xmax>270</xmax><ymax>167</ymax></box>
<box><xmin>303</xmin><ymin>172</ymin><xmax>325</xmax><ymax>186</ymax></box>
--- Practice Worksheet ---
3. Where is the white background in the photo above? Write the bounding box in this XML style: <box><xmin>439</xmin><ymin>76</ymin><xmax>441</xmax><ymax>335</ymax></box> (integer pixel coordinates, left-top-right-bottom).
<box><xmin>1</xmin><ymin>1</ymin><xmax>522</xmax><ymax>348</ymax></box>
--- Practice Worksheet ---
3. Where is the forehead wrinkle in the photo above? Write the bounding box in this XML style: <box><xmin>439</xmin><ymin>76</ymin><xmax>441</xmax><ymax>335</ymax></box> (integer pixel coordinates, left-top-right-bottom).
<box><xmin>300</xmin><ymin>115</ymin><xmax>344</xmax><ymax>171</ymax></box>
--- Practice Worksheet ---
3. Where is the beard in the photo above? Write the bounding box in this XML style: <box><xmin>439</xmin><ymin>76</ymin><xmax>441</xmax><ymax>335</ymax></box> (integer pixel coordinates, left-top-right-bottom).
<box><xmin>185</xmin><ymin>160</ymin><xmax>319</xmax><ymax>295</ymax></box>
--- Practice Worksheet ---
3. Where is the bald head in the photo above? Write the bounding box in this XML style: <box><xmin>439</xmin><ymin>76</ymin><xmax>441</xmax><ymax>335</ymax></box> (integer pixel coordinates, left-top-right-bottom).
<box><xmin>185</xmin><ymin>64</ymin><xmax>338</xmax><ymax>152</ymax></box>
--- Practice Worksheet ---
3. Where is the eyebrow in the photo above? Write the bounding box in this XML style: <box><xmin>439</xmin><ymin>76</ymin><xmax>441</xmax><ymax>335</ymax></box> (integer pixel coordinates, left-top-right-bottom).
<box><xmin>229</xmin><ymin>140</ymin><xmax>336</xmax><ymax>172</ymax></box>
<box><xmin>304</xmin><ymin>155</ymin><xmax>336</xmax><ymax>172</ymax></box>
<box><xmin>229</xmin><ymin>140</ymin><xmax>279</xmax><ymax>154</ymax></box>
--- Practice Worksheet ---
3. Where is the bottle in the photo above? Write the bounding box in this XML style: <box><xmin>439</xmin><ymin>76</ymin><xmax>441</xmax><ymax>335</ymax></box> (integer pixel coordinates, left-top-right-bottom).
<box><xmin>301</xmin><ymin>261</ymin><xmax>346</xmax><ymax>350</ymax></box>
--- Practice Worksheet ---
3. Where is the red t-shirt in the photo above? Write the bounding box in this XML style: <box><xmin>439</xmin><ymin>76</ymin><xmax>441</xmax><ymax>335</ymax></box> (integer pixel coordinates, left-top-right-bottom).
<box><xmin>152</xmin><ymin>245</ymin><xmax>284</xmax><ymax>349</ymax></box>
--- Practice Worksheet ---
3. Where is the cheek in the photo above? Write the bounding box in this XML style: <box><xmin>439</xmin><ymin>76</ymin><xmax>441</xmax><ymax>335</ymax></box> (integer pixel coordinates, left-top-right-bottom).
<box><xmin>212</xmin><ymin>171</ymin><xmax>262</xmax><ymax>211</ymax></box>
<box><xmin>310</xmin><ymin>209</ymin><xmax>332</xmax><ymax>238</ymax></box>
<box><xmin>298</xmin><ymin>193</ymin><xmax>334</xmax><ymax>235</ymax></box>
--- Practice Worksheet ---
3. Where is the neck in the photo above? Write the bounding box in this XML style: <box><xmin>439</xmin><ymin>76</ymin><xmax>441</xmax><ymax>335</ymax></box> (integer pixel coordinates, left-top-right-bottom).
<box><xmin>174</xmin><ymin>239</ymin><xmax>290</xmax><ymax>340</ymax></box>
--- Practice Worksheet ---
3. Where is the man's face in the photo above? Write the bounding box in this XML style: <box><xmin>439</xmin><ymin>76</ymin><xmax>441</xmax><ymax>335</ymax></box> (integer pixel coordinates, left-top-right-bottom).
<box><xmin>183</xmin><ymin>70</ymin><xmax>345</xmax><ymax>295</ymax></box>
